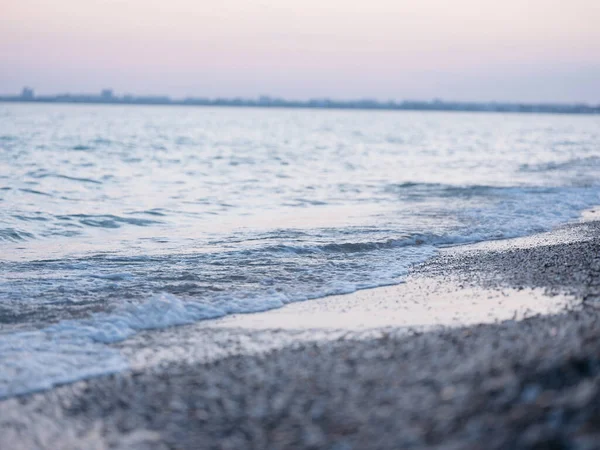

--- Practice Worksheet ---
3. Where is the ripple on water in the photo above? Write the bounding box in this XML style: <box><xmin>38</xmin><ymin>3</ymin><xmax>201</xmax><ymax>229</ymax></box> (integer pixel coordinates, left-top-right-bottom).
<box><xmin>1</xmin><ymin>105</ymin><xmax>600</xmax><ymax>398</ymax></box>
<box><xmin>0</xmin><ymin>227</ymin><xmax>35</xmax><ymax>242</ymax></box>
<box><xmin>54</xmin><ymin>214</ymin><xmax>162</xmax><ymax>229</ymax></box>
<box><xmin>18</xmin><ymin>188</ymin><xmax>53</xmax><ymax>197</ymax></box>
<box><xmin>25</xmin><ymin>170</ymin><xmax>103</xmax><ymax>185</ymax></box>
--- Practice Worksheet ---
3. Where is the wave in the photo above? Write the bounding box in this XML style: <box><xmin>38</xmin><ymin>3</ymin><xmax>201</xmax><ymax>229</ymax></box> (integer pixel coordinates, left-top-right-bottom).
<box><xmin>55</xmin><ymin>214</ymin><xmax>161</xmax><ymax>229</ymax></box>
<box><xmin>128</xmin><ymin>208</ymin><xmax>168</xmax><ymax>217</ymax></box>
<box><xmin>18</xmin><ymin>188</ymin><xmax>53</xmax><ymax>197</ymax></box>
<box><xmin>0</xmin><ymin>227</ymin><xmax>35</xmax><ymax>242</ymax></box>
<box><xmin>384</xmin><ymin>182</ymin><xmax>556</xmax><ymax>197</ymax></box>
<box><xmin>258</xmin><ymin>235</ymin><xmax>446</xmax><ymax>255</ymax></box>
<box><xmin>0</xmin><ymin>239</ymin><xmax>438</xmax><ymax>398</ymax></box>
<box><xmin>2</xmin><ymin>213</ymin><xmax>162</xmax><ymax>242</ymax></box>
<box><xmin>71</xmin><ymin>144</ymin><xmax>93</xmax><ymax>151</ymax></box>
<box><xmin>519</xmin><ymin>156</ymin><xmax>600</xmax><ymax>173</ymax></box>
<box><xmin>0</xmin><ymin>279</ymin><xmax>398</xmax><ymax>397</ymax></box>
<box><xmin>26</xmin><ymin>170</ymin><xmax>103</xmax><ymax>185</ymax></box>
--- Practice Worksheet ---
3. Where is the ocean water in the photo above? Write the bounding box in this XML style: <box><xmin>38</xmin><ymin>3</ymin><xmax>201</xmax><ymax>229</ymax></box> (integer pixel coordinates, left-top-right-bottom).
<box><xmin>1</xmin><ymin>103</ymin><xmax>599</xmax><ymax>397</ymax></box>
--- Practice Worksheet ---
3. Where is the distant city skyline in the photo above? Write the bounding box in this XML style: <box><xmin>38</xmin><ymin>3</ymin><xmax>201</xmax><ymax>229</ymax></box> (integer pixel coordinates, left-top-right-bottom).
<box><xmin>2</xmin><ymin>86</ymin><xmax>598</xmax><ymax>115</ymax></box>
<box><xmin>2</xmin><ymin>0</ymin><xmax>599</xmax><ymax>103</ymax></box>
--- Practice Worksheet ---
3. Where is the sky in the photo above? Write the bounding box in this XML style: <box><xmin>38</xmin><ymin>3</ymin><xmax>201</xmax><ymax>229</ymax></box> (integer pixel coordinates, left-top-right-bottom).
<box><xmin>1</xmin><ymin>0</ymin><xmax>599</xmax><ymax>103</ymax></box>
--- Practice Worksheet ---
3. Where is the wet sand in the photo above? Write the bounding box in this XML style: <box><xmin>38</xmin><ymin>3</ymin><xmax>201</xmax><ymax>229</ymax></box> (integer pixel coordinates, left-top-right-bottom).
<box><xmin>2</xmin><ymin>221</ymin><xmax>600</xmax><ymax>449</ymax></box>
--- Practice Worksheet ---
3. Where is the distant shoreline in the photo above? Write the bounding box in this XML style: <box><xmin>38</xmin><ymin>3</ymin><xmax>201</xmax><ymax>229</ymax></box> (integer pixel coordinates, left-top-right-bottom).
<box><xmin>1</xmin><ymin>96</ymin><xmax>599</xmax><ymax>115</ymax></box>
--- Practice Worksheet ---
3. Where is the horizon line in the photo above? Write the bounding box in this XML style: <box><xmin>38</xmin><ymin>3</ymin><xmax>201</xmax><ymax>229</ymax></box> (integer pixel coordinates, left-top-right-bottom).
<box><xmin>1</xmin><ymin>88</ymin><xmax>599</xmax><ymax>115</ymax></box>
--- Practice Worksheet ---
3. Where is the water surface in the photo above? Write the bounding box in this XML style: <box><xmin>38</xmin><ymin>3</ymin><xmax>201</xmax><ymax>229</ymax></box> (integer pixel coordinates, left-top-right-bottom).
<box><xmin>1</xmin><ymin>104</ymin><xmax>599</xmax><ymax>396</ymax></box>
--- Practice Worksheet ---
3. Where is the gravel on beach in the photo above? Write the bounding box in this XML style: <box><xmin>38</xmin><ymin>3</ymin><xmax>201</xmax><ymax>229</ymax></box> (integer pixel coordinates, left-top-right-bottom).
<box><xmin>2</xmin><ymin>222</ymin><xmax>600</xmax><ymax>450</ymax></box>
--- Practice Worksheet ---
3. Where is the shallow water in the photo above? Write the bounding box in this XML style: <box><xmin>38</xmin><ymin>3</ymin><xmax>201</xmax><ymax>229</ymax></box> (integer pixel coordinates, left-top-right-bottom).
<box><xmin>1</xmin><ymin>103</ymin><xmax>599</xmax><ymax>396</ymax></box>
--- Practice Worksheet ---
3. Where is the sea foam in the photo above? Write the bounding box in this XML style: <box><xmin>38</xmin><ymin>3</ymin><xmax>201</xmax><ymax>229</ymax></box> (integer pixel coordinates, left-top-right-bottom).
<box><xmin>0</xmin><ymin>294</ymin><xmax>228</xmax><ymax>398</ymax></box>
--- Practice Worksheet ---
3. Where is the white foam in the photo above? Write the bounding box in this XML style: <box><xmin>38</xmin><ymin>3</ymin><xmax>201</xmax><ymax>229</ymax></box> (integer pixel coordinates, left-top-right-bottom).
<box><xmin>0</xmin><ymin>290</ymin><xmax>304</xmax><ymax>398</ymax></box>
<box><xmin>0</xmin><ymin>332</ymin><xmax>127</xmax><ymax>398</ymax></box>
<box><xmin>0</xmin><ymin>261</ymin><xmax>427</xmax><ymax>398</ymax></box>
<box><xmin>0</xmin><ymin>294</ymin><xmax>224</xmax><ymax>398</ymax></box>
<box><xmin>48</xmin><ymin>294</ymin><xmax>228</xmax><ymax>343</ymax></box>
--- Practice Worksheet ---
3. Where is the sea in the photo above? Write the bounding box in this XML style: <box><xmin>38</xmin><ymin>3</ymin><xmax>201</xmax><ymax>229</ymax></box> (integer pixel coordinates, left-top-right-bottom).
<box><xmin>1</xmin><ymin>103</ymin><xmax>599</xmax><ymax>397</ymax></box>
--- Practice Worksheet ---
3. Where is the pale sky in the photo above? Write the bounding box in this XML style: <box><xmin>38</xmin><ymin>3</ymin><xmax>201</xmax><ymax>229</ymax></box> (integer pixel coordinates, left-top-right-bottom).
<box><xmin>1</xmin><ymin>0</ymin><xmax>599</xmax><ymax>103</ymax></box>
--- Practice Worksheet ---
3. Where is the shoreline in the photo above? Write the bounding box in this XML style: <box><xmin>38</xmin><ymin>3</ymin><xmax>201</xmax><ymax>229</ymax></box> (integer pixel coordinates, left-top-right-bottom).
<box><xmin>210</xmin><ymin>219</ymin><xmax>596</xmax><ymax>333</ymax></box>
<box><xmin>2</xmin><ymin>221</ymin><xmax>600</xmax><ymax>449</ymax></box>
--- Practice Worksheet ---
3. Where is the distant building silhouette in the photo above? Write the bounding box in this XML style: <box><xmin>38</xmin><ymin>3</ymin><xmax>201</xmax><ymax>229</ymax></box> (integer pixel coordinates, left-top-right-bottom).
<box><xmin>21</xmin><ymin>87</ymin><xmax>34</xmax><ymax>100</ymax></box>
<box><xmin>100</xmin><ymin>89</ymin><xmax>114</xmax><ymax>100</ymax></box>
<box><xmin>0</xmin><ymin>87</ymin><xmax>598</xmax><ymax>115</ymax></box>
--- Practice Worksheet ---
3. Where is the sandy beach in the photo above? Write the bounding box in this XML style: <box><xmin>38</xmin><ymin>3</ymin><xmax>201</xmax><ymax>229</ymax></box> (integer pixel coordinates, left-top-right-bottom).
<box><xmin>2</xmin><ymin>220</ymin><xmax>600</xmax><ymax>450</ymax></box>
